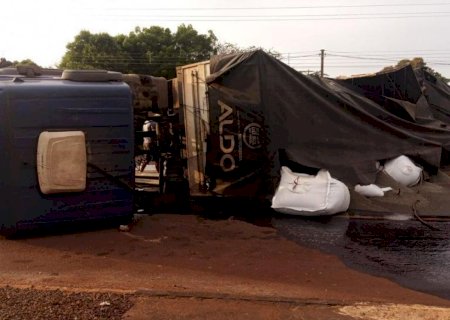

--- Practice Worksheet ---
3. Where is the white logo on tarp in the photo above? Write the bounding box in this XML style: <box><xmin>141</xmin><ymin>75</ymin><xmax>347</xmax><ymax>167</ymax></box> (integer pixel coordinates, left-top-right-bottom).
<box><xmin>243</xmin><ymin>123</ymin><xmax>262</xmax><ymax>149</ymax></box>
<box><xmin>218</xmin><ymin>100</ymin><xmax>235</xmax><ymax>172</ymax></box>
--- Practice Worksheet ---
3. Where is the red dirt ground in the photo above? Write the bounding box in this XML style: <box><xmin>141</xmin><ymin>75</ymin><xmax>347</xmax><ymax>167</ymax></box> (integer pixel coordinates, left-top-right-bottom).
<box><xmin>0</xmin><ymin>214</ymin><xmax>449</xmax><ymax>319</ymax></box>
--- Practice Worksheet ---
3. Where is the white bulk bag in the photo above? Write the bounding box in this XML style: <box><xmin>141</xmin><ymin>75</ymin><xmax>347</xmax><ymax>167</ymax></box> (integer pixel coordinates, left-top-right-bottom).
<box><xmin>383</xmin><ymin>155</ymin><xmax>422</xmax><ymax>187</ymax></box>
<box><xmin>271</xmin><ymin>166</ymin><xmax>350</xmax><ymax>216</ymax></box>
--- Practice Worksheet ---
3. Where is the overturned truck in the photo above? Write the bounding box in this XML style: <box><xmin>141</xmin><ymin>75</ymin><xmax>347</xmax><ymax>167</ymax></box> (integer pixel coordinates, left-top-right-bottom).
<box><xmin>2</xmin><ymin>50</ymin><xmax>450</xmax><ymax>234</ymax></box>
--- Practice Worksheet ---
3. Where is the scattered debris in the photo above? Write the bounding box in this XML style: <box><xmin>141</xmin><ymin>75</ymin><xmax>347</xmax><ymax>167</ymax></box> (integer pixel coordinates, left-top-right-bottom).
<box><xmin>119</xmin><ymin>225</ymin><xmax>130</xmax><ymax>232</ymax></box>
<box><xmin>339</xmin><ymin>303</ymin><xmax>450</xmax><ymax>320</ymax></box>
<box><xmin>0</xmin><ymin>286</ymin><xmax>133</xmax><ymax>320</ymax></box>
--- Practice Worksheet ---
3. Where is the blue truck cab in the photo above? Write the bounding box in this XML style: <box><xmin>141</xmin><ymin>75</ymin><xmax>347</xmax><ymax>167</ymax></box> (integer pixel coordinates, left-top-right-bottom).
<box><xmin>0</xmin><ymin>68</ymin><xmax>134</xmax><ymax>233</ymax></box>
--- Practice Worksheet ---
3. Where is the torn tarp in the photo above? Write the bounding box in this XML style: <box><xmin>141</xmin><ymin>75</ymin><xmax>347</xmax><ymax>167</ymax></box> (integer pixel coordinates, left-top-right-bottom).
<box><xmin>204</xmin><ymin>50</ymin><xmax>450</xmax><ymax>197</ymax></box>
<box><xmin>415</xmin><ymin>68</ymin><xmax>450</xmax><ymax>124</ymax></box>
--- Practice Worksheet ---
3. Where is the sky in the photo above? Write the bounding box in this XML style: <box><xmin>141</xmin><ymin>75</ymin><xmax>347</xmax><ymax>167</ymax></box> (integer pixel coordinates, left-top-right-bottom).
<box><xmin>2</xmin><ymin>0</ymin><xmax>450</xmax><ymax>78</ymax></box>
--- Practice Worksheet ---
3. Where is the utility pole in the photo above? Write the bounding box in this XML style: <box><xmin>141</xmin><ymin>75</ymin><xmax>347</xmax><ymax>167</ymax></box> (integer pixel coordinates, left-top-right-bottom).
<box><xmin>320</xmin><ymin>49</ymin><xmax>325</xmax><ymax>77</ymax></box>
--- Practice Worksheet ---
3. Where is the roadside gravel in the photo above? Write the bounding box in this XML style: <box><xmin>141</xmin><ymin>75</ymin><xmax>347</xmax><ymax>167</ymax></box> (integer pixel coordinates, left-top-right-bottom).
<box><xmin>0</xmin><ymin>286</ymin><xmax>134</xmax><ymax>320</ymax></box>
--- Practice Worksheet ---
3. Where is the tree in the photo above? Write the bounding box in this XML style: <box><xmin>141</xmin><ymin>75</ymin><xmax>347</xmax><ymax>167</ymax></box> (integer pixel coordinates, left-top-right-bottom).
<box><xmin>381</xmin><ymin>57</ymin><xmax>449</xmax><ymax>83</ymax></box>
<box><xmin>0</xmin><ymin>58</ymin><xmax>13</xmax><ymax>68</ymax></box>
<box><xmin>120</xmin><ymin>26</ymin><xmax>174</xmax><ymax>76</ymax></box>
<box><xmin>59</xmin><ymin>30</ymin><xmax>129</xmax><ymax>72</ymax></box>
<box><xmin>174</xmin><ymin>24</ymin><xmax>217</xmax><ymax>62</ymax></box>
<box><xmin>0</xmin><ymin>58</ymin><xmax>40</xmax><ymax>68</ymax></box>
<box><xmin>59</xmin><ymin>24</ymin><xmax>218</xmax><ymax>78</ymax></box>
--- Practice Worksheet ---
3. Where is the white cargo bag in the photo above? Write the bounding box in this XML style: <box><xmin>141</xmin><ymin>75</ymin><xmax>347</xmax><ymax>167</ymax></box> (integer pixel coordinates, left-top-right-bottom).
<box><xmin>383</xmin><ymin>155</ymin><xmax>422</xmax><ymax>187</ymax></box>
<box><xmin>271</xmin><ymin>166</ymin><xmax>350</xmax><ymax>216</ymax></box>
<box><xmin>354</xmin><ymin>184</ymin><xmax>393</xmax><ymax>197</ymax></box>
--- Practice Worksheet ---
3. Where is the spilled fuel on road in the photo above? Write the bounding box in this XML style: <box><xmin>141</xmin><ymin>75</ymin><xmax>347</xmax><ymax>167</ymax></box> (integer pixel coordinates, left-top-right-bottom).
<box><xmin>272</xmin><ymin>216</ymin><xmax>450</xmax><ymax>300</ymax></box>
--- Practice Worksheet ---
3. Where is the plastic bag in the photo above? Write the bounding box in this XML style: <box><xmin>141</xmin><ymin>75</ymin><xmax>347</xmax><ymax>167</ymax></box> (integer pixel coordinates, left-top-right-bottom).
<box><xmin>354</xmin><ymin>184</ymin><xmax>393</xmax><ymax>197</ymax></box>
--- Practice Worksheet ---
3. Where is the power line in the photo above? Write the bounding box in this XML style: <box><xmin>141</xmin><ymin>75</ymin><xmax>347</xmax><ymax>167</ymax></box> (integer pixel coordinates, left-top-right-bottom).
<box><xmin>327</xmin><ymin>53</ymin><xmax>400</xmax><ymax>62</ymax></box>
<box><xmin>60</xmin><ymin>48</ymin><xmax>450</xmax><ymax>78</ymax></box>
<box><xmin>62</xmin><ymin>55</ymin><xmax>450</xmax><ymax>66</ymax></box>
<box><xmin>328</xmin><ymin>49</ymin><xmax>450</xmax><ymax>54</ymax></box>
<box><xmin>96</xmin><ymin>11</ymin><xmax>450</xmax><ymax>18</ymax></box>
<box><xmin>278</xmin><ymin>51</ymin><xmax>319</xmax><ymax>55</ymax></box>
<box><xmin>299</xmin><ymin>49</ymin><xmax>450</xmax><ymax>76</ymax></box>
<box><xmin>87</xmin><ymin>14</ymin><xmax>450</xmax><ymax>22</ymax></box>
<box><xmin>279</xmin><ymin>54</ymin><xmax>320</xmax><ymax>60</ymax></box>
<box><xmin>326</xmin><ymin>54</ymin><xmax>450</xmax><ymax>64</ymax></box>
<box><xmin>291</xmin><ymin>65</ymin><xmax>390</xmax><ymax>68</ymax></box>
<box><xmin>97</xmin><ymin>3</ymin><xmax>450</xmax><ymax>11</ymax></box>
<box><xmin>90</xmin><ymin>11</ymin><xmax>450</xmax><ymax>21</ymax></box>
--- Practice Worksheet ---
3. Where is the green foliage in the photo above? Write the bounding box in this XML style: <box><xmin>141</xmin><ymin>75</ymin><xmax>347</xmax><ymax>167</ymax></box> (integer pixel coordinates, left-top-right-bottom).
<box><xmin>59</xmin><ymin>24</ymin><xmax>217</xmax><ymax>78</ymax></box>
<box><xmin>0</xmin><ymin>58</ymin><xmax>13</xmax><ymax>68</ymax></box>
<box><xmin>424</xmin><ymin>67</ymin><xmax>450</xmax><ymax>84</ymax></box>
<box><xmin>0</xmin><ymin>58</ymin><xmax>40</xmax><ymax>68</ymax></box>
<box><xmin>59</xmin><ymin>30</ymin><xmax>129</xmax><ymax>72</ymax></box>
<box><xmin>16</xmin><ymin>59</ymin><xmax>40</xmax><ymax>67</ymax></box>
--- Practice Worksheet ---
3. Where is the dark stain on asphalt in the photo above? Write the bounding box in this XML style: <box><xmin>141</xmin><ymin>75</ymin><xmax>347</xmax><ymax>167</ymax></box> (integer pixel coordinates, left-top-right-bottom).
<box><xmin>273</xmin><ymin>216</ymin><xmax>450</xmax><ymax>300</ymax></box>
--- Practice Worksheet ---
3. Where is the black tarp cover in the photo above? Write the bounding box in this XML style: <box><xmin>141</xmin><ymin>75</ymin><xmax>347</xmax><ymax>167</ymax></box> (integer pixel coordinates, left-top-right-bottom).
<box><xmin>205</xmin><ymin>50</ymin><xmax>450</xmax><ymax>196</ymax></box>
<box><xmin>415</xmin><ymin>68</ymin><xmax>450</xmax><ymax>124</ymax></box>
<box><xmin>339</xmin><ymin>65</ymin><xmax>444</xmax><ymax>125</ymax></box>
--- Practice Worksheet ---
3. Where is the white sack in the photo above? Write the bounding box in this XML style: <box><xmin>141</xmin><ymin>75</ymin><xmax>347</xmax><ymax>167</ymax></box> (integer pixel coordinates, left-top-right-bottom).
<box><xmin>354</xmin><ymin>184</ymin><xmax>393</xmax><ymax>197</ymax></box>
<box><xmin>271</xmin><ymin>166</ymin><xmax>350</xmax><ymax>216</ymax></box>
<box><xmin>383</xmin><ymin>155</ymin><xmax>422</xmax><ymax>187</ymax></box>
